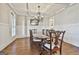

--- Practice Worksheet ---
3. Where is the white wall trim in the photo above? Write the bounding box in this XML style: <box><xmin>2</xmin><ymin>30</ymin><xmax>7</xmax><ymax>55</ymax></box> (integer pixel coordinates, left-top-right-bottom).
<box><xmin>0</xmin><ymin>37</ymin><xmax>16</xmax><ymax>51</ymax></box>
<box><xmin>15</xmin><ymin>35</ymin><xmax>26</xmax><ymax>38</ymax></box>
<box><xmin>7</xmin><ymin>3</ymin><xmax>17</xmax><ymax>15</ymax></box>
<box><xmin>0</xmin><ymin>23</ymin><xmax>9</xmax><ymax>26</ymax></box>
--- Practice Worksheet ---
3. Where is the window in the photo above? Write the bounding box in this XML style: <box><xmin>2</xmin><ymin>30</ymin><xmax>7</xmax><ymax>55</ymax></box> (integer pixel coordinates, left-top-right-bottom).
<box><xmin>11</xmin><ymin>11</ymin><xmax>16</xmax><ymax>37</ymax></box>
<box><xmin>49</xmin><ymin>16</ymin><xmax>54</xmax><ymax>29</ymax></box>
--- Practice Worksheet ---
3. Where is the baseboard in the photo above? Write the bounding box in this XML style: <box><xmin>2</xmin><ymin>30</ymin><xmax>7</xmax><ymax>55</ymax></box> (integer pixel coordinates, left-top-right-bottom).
<box><xmin>64</xmin><ymin>40</ymin><xmax>79</xmax><ymax>48</ymax></box>
<box><xmin>15</xmin><ymin>35</ymin><xmax>27</xmax><ymax>38</ymax></box>
<box><xmin>64</xmin><ymin>40</ymin><xmax>79</xmax><ymax>47</ymax></box>
<box><xmin>0</xmin><ymin>35</ymin><xmax>28</xmax><ymax>51</ymax></box>
<box><xmin>0</xmin><ymin>37</ymin><xmax>16</xmax><ymax>51</ymax></box>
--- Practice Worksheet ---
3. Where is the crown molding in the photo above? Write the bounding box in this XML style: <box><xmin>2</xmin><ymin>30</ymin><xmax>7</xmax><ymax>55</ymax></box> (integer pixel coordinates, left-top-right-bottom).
<box><xmin>49</xmin><ymin>3</ymin><xmax>77</xmax><ymax>17</ymax></box>
<box><xmin>7</xmin><ymin>3</ymin><xmax>77</xmax><ymax>19</ymax></box>
<box><xmin>7</xmin><ymin>3</ymin><xmax>18</xmax><ymax>15</ymax></box>
<box><xmin>7</xmin><ymin>3</ymin><xmax>53</xmax><ymax>17</ymax></box>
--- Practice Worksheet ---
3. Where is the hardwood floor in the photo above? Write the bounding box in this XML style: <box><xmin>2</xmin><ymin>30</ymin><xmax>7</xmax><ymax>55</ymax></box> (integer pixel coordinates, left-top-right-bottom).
<box><xmin>2</xmin><ymin>38</ymin><xmax>79</xmax><ymax>55</ymax></box>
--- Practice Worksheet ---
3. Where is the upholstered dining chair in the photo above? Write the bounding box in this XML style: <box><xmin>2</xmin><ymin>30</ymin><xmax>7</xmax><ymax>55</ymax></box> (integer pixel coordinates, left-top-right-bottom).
<box><xmin>30</xmin><ymin>29</ymin><xmax>41</xmax><ymax>45</ymax></box>
<box><xmin>42</xmin><ymin>29</ymin><xmax>49</xmax><ymax>36</ymax></box>
<box><xmin>40</xmin><ymin>30</ymin><xmax>66</xmax><ymax>55</ymax></box>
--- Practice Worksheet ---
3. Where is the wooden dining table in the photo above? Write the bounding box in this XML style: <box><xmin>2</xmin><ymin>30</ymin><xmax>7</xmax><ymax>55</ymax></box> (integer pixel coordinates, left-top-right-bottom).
<box><xmin>32</xmin><ymin>33</ymin><xmax>49</xmax><ymax>54</ymax></box>
<box><xmin>33</xmin><ymin>34</ymin><xmax>49</xmax><ymax>45</ymax></box>
<box><xmin>33</xmin><ymin>34</ymin><xmax>49</xmax><ymax>41</ymax></box>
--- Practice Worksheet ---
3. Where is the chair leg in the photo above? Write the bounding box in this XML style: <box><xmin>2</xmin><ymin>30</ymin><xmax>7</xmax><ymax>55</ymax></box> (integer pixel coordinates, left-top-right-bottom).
<box><xmin>50</xmin><ymin>51</ymin><xmax>52</xmax><ymax>55</ymax></box>
<box><xmin>40</xmin><ymin>46</ymin><xmax>43</xmax><ymax>55</ymax></box>
<box><xmin>60</xmin><ymin>49</ymin><xmax>62</xmax><ymax>55</ymax></box>
<box><xmin>40</xmin><ymin>52</ymin><xmax>43</xmax><ymax>55</ymax></box>
<box><xmin>40</xmin><ymin>46</ymin><xmax>45</xmax><ymax>55</ymax></box>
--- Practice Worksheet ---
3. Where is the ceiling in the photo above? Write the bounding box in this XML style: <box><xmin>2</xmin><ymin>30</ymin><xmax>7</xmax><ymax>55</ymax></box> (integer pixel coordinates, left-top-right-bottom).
<box><xmin>8</xmin><ymin>3</ymin><xmax>75</xmax><ymax>18</ymax></box>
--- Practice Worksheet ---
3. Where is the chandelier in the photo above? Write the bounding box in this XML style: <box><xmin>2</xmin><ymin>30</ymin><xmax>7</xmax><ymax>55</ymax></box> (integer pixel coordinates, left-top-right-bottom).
<box><xmin>30</xmin><ymin>5</ymin><xmax>43</xmax><ymax>25</ymax></box>
<box><xmin>35</xmin><ymin>5</ymin><xmax>43</xmax><ymax>21</ymax></box>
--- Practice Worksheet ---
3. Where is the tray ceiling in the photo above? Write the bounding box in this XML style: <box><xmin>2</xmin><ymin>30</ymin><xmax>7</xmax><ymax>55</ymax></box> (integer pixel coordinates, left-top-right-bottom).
<box><xmin>8</xmin><ymin>3</ymin><xmax>74</xmax><ymax>17</ymax></box>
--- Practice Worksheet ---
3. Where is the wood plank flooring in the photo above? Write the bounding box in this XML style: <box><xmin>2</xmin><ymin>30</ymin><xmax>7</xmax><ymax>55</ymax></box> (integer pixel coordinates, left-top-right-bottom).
<box><xmin>2</xmin><ymin>38</ymin><xmax>79</xmax><ymax>55</ymax></box>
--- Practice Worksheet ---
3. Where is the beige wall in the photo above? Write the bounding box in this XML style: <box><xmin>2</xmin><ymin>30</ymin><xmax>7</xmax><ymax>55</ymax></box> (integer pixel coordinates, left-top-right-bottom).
<box><xmin>16</xmin><ymin>15</ymin><xmax>25</xmax><ymax>25</ymax></box>
<box><xmin>16</xmin><ymin>15</ymin><xmax>26</xmax><ymax>38</ymax></box>
<box><xmin>0</xmin><ymin>4</ymin><xmax>16</xmax><ymax>51</ymax></box>
<box><xmin>54</xmin><ymin>4</ymin><xmax>79</xmax><ymax>47</ymax></box>
<box><xmin>0</xmin><ymin>4</ymin><xmax>10</xmax><ymax>24</ymax></box>
<box><xmin>54</xmin><ymin>4</ymin><xmax>79</xmax><ymax>25</ymax></box>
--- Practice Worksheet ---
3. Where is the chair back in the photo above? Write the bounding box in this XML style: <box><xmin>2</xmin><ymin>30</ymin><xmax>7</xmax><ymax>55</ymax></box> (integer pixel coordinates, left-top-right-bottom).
<box><xmin>30</xmin><ymin>30</ymin><xmax>33</xmax><ymax>42</ymax></box>
<box><xmin>42</xmin><ymin>29</ymin><xmax>49</xmax><ymax>36</ymax></box>
<box><xmin>49</xmin><ymin>30</ymin><xmax>66</xmax><ymax>54</ymax></box>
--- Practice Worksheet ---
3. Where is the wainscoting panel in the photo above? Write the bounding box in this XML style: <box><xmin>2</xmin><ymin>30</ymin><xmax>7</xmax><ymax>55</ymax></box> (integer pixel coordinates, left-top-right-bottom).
<box><xmin>16</xmin><ymin>25</ymin><xmax>26</xmax><ymax>38</ymax></box>
<box><xmin>0</xmin><ymin>23</ymin><xmax>16</xmax><ymax>51</ymax></box>
<box><xmin>54</xmin><ymin>23</ymin><xmax>79</xmax><ymax>47</ymax></box>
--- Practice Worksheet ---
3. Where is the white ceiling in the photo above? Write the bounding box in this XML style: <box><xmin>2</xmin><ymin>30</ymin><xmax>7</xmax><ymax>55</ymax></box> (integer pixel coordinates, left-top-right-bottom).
<box><xmin>9</xmin><ymin>3</ymin><xmax>74</xmax><ymax>17</ymax></box>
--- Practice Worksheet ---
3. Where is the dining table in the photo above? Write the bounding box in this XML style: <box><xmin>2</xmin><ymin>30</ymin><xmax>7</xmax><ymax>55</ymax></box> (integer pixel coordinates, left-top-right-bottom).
<box><xmin>32</xmin><ymin>33</ymin><xmax>49</xmax><ymax>54</ymax></box>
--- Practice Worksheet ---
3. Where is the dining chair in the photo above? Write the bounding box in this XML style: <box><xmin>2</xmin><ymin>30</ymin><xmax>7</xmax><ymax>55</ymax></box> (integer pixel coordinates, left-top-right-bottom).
<box><xmin>42</xmin><ymin>29</ymin><xmax>49</xmax><ymax>36</ymax></box>
<box><xmin>29</xmin><ymin>29</ymin><xmax>41</xmax><ymax>45</ymax></box>
<box><xmin>40</xmin><ymin>30</ymin><xmax>66</xmax><ymax>55</ymax></box>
